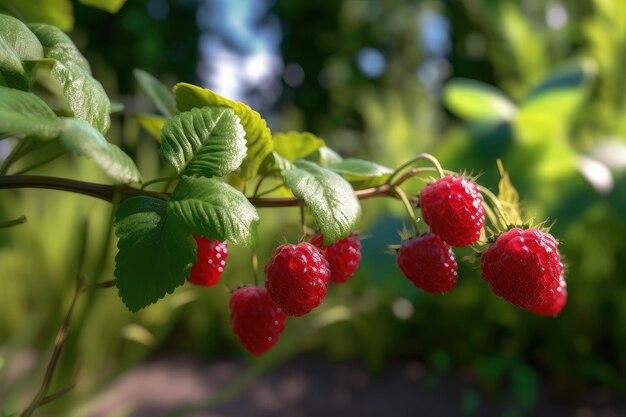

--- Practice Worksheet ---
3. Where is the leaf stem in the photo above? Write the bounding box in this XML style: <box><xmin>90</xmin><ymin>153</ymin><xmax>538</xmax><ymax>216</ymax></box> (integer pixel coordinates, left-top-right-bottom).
<box><xmin>386</xmin><ymin>153</ymin><xmax>446</xmax><ymax>185</ymax></box>
<box><xmin>393</xmin><ymin>186</ymin><xmax>419</xmax><ymax>235</ymax></box>
<box><xmin>0</xmin><ymin>138</ymin><xmax>34</xmax><ymax>175</ymax></box>
<box><xmin>0</xmin><ymin>215</ymin><xmax>27</xmax><ymax>228</ymax></box>
<box><xmin>478</xmin><ymin>185</ymin><xmax>510</xmax><ymax>231</ymax></box>
<box><xmin>141</xmin><ymin>176</ymin><xmax>178</xmax><ymax>190</ymax></box>
<box><xmin>251</xmin><ymin>252</ymin><xmax>259</xmax><ymax>286</ymax></box>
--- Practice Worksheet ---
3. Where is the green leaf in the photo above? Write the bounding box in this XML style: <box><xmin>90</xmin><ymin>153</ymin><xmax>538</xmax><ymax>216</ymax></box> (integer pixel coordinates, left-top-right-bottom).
<box><xmin>135</xmin><ymin>114</ymin><xmax>164</xmax><ymax>143</ymax></box>
<box><xmin>173</xmin><ymin>83</ymin><xmax>273</xmax><ymax>179</ymax></box>
<box><xmin>59</xmin><ymin>118</ymin><xmax>141</xmax><ymax>183</ymax></box>
<box><xmin>114</xmin><ymin>196</ymin><xmax>196</xmax><ymax>311</ymax></box>
<box><xmin>443</xmin><ymin>78</ymin><xmax>517</xmax><ymax>121</ymax></box>
<box><xmin>305</xmin><ymin>146</ymin><xmax>343</xmax><ymax>167</ymax></box>
<box><xmin>0</xmin><ymin>15</ymin><xmax>43</xmax><ymax>90</ymax></box>
<box><xmin>28</xmin><ymin>23</ymin><xmax>111</xmax><ymax>133</ymax></box>
<box><xmin>328</xmin><ymin>158</ymin><xmax>393</xmax><ymax>189</ymax></box>
<box><xmin>0</xmin><ymin>86</ymin><xmax>61</xmax><ymax>138</ymax></box>
<box><xmin>496</xmin><ymin>160</ymin><xmax>522</xmax><ymax>226</ymax></box>
<box><xmin>284</xmin><ymin>160</ymin><xmax>361</xmax><ymax>244</ymax></box>
<box><xmin>3</xmin><ymin>0</ymin><xmax>74</xmax><ymax>32</ymax></box>
<box><xmin>78</xmin><ymin>0</ymin><xmax>127</xmax><ymax>13</ymax></box>
<box><xmin>133</xmin><ymin>69</ymin><xmax>176</xmax><ymax>117</ymax></box>
<box><xmin>259</xmin><ymin>151</ymin><xmax>294</xmax><ymax>175</ymax></box>
<box><xmin>169</xmin><ymin>177</ymin><xmax>260</xmax><ymax>248</ymax></box>
<box><xmin>273</xmin><ymin>131</ymin><xmax>325</xmax><ymax>162</ymax></box>
<box><xmin>160</xmin><ymin>107</ymin><xmax>246</xmax><ymax>178</ymax></box>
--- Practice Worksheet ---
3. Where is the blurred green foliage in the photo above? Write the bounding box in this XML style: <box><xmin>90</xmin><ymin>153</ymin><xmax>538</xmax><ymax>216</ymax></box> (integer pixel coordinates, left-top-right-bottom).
<box><xmin>2</xmin><ymin>0</ymin><xmax>626</xmax><ymax>415</ymax></box>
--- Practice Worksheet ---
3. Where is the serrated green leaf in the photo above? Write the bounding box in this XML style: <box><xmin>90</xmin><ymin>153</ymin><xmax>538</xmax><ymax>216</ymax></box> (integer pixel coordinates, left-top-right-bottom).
<box><xmin>273</xmin><ymin>131</ymin><xmax>325</xmax><ymax>162</ymax></box>
<box><xmin>328</xmin><ymin>158</ymin><xmax>393</xmax><ymax>189</ymax></box>
<box><xmin>114</xmin><ymin>196</ymin><xmax>196</xmax><ymax>311</ymax></box>
<box><xmin>0</xmin><ymin>15</ymin><xmax>43</xmax><ymax>90</ymax></box>
<box><xmin>173</xmin><ymin>83</ymin><xmax>273</xmax><ymax>179</ymax></box>
<box><xmin>496</xmin><ymin>160</ymin><xmax>522</xmax><ymax>226</ymax></box>
<box><xmin>135</xmin><ymin>114</ymin><xmax>164</xmax><ymax>143</ymax></box>
<box><xmin>284</xmin><ymin>160</ymin><xmax>361</xmax><ymax>244</ymax></box>
<box><xmin>79</xmin><ymin>0</ymin><xmax>127</xmax><ymax>13</ymax></box>
<box><xmin>160</xmin><ymin>107</ymin><xmax>246</xmax><ymax>178</ymax></box>
<box><xmin>28</xmin><ymin>23</ymin><xmax>111</xmax><ymax>133</ymax></box>
<box><xmin>59</xmin><ymin>118</ymin><xmax>141</xmax><ymax>183</ymax></box>
<box><xmin>443</xmin><ymin>78</ymin><xmax>517</xmax><ymax>121</ymax></box>
<box><xmin>3</xmin><ymin>0</ymin><xmax>74</xmax><ymax>32</ymax></box>
<box><xmin>0</xmin><ymin>86</ymin><xmax>60</xmax><ymax>138</ymax></box>
<box><xmin>169</xmin><ymin>177</ymin><xmax>260</xmax><ymax>248</ymax></box>
<box><xmin>305</xmin><ymin>146</ymin><xmax>343</xmax><ymax>167</ymax></box>
<box><xmin>133</xmin><ymin>69</ymin><xmax>176</xmax><ymax>117</ymax></box>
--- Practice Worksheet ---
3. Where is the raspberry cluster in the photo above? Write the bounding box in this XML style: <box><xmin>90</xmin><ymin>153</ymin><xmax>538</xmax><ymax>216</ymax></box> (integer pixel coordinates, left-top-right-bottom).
<box><xmin>395</xmin><ymin>175</ymin><xmax>567</xmax><ymax>317</ymax></box>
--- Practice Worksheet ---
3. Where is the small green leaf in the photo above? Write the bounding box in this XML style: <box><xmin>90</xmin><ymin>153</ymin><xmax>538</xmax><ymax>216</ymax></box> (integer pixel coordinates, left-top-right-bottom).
<box><xmin>273</xmin><ymin>131</ymin><xmax>325</xmax><ymax>162</ymax></box>
<box><xmin>160</xmin><ymin>107</ymin><xmax>246</xmax><ymax>178</ymax></box>
<box><xmin>496</xmin><ymin>160</ymin><xmax>522</xmax><ymax>226</ymax></box>
<box><xmin>173</xmin><ymin>83</ymin><xmax>273</xmax><ymax>179</ymax></box>
<box><xmin>284</xmin><ymin>160</ymin><xmax>361</xmax><ymax>244</ymax></box>
<box><xmin>78</xmin><ymin>0</ymin><xmax>127</xmax><ymax>13</ymax></box>
<box><xmin>0</xmin><ymin>86</ymin><xmax>60</xmax><ymax>138</ymax></box>
<box><xmin>443</xmin><ymin>79</ymin><xmax>517</xmax><ymax>121</ymax></box>
<box><xmin>59</xmin><ymin>118</ymin><xmax>141</xmax><ymax>183</ymax></box>
<box><xmin>259</xmin><ymin>151</ymin><xmax>294</xmax><ymax>175</ymax></box>
<box><xmin>133</xmin><ymin>69</ymin><xmax>176</xmax><ymax>117</ymax></box>
<box><xmin>135</xmin><ymin>114</ymin><xmax>165</xmax><ymax>143</ymax></box>
<box><xmin>28</xmin><ymin>23</ymin><xmax>111</xmax><ymax>133</ymax></box>
<box><xmin>328</xmin><ymin>158</ymin><xmax>393</xmax><ymax>189</ymax></box>
<box><xmin>114</xmin><ymin>196</ymin><xmax>196</xmax><ymax>311</ymax></box>
<box><xmin>305</xmin><ymin>146</ymin><xmax>343</xmax><ymax>167</ymax></box>
<box><xmin>0</xmin><ymin>15</ymin><xmax>43</xmax><ymax>90</ymax></box>
<box><xmin>169</xmin><ymin>177</ymin><xmax>260</xmax><ymax>248</ymax></box>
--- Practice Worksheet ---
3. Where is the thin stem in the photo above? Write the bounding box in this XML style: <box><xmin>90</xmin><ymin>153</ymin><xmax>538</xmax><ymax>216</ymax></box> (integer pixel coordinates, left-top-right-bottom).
<box><xmin>0</xmin><ymin>215</ymin><xmax>27</xmax><ymax>228</ymax></box>
<box><xmin>386</xmin><ymin>153</ymin><xmax>446</xmax><ymax>185</ymax></box>
<box><xmin>11</xmin><ymin>150</ymin><xmax>65</xmax><ymax>175</ymax></box>
<box><xmin>0</xmin><ymin>175</ymin><xmax>419</xmax><ymax>207</ymax></box>
<box><xmin>0</xmin><ymin>138</ymin><xmax>33</xmax><ymax>175</ymax></box>
<box><xmin>393</xmin><ymin>186</ymin><xmax>419</xmax><ymax>235</ymax></box>
<box><xmin>251</xmin><ymin>170</ymin><xmax>282</xmax><ymax>197</ymax></box>
<box><xmin>20</xmin><ymin>288</ymin><xmax>81</xmax><ymax>417</ymax></box>
<box><xmin>482</xmin><ymin>202</ymin><xmax>500</xmax><ymax>231</ymax></box>
<box><xmin>478</xmin><ymin>185</ymin><xmax>509</xmax><ymax>230</ymax></box>
<box><xmin>255</xmin><ymin>183</ymin><xmax>283</xmax><ymax>197</ymax></box>
<box><xmin>83</xmin><ymin>279</ymin><xmax>117</xmax><ymax>291</ymax></box>
<box><xmin>141</xmin><ymin>176</ymin><xmax>178</xmax><ymax>190</ymax></box>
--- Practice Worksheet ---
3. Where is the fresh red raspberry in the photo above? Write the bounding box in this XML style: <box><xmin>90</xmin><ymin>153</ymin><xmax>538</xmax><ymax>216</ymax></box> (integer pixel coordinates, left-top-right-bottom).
<box><xmin>229</xmin><ymin>286</ymin><xmax>286</xmax><ymax>356</ymax></box>
<box><xmin>264</xmin><ymin>242</ymin><xmax>330</xmax><ymax>316</ymax></box>
<box><xmin>481</xmin><ymin>228</ymin><xmax>566</xmax><ymax>315</ymax></box>
<box><xmin>310</xmin><ymin>232</ymin><xmax>361</xmax><ymax>283</ymax></box>
<box><xmin>396</xmin><ymin>232</ymin><xmax>458</xmax><ymax>294</ymax></box>
<box><xmin>420</xmin><ymin>176</ymin><xmax>485</xmax><ymax>247</ymax></box>
<box><xmin>187</xmin><ymin>236</ymin><xmax>228</xmax><ymax>287</ymax></box>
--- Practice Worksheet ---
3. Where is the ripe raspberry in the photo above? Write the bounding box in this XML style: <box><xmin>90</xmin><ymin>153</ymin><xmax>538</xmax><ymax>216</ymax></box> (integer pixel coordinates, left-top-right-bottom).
<box><xmin>396</xmin><ymin>232</ymin><xmax>458</xmax><ymax>294</ymax></box>
<box><xmin>187</xmin><ymin>236</ymin><xmax>228</xmax><ymax>287</ymax></box>
<box><xmin>229</xmin><ymin>286</ymin><xmax>286</xmax><ymax>356</ymax></box>
<box><xmin>310</xmin><ymin>232</ymin><xmax>361</xmax><ymax>283</ymax></box>
<box><xmin>420</xmin><ymin>176</ymin><xmax>485</xmax><ymax>247</ymax></box>
<box><xmin>481</xmin><ymin>228</ymin><xmax>566</xmax><ymax>315</ymax></box>
<box><xmin>264</xmin><ymin>242</ymin><xmax>330</xmax><ymax>316</ymax></box>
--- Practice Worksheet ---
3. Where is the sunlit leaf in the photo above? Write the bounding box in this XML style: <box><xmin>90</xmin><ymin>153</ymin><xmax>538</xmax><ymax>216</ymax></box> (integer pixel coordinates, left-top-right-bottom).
<box><xmin>273</xmin><ymin>131</ymin><xmax>325</xmax><ymax>162</ymax></box>
<box><xmin>135</xmin><ymin>114</ymin><xmax>165</xmax><ymax>143</ymax></box>
<box><xmin>169</xmin><ymin>176</ymin><xmax>260</xmax><ymax>248</ymax></box>
<box><xmin>284</xmin><ymin>160</ymin><xmax>361</xmax><ymax>244</ymax></box>
<box><xmin>59</xmin><ymin>118</ymin><xmax>141</xmax><ymax>183</ymax></box>
<box><xmin>28</xmin><ymin>23</ymin><xmax>111</xmax><ymax>133</ymax></box>
<box><xmin>328</xmin><ymin>158</ymin><xmax>393</xmax><ymax>189</ymax></box>
<box><xmin>173</xmin><ymin>83</ymin><xmax>273</xmax><ymax>179</ymax></box>
<box><xmin>0</xmin><ymin>86</ymin><xmax>60</xmax><ymax>138</ymax></box>
<box><xmin>0</xmin><ymin>15</ymin><xmax>43</xmax><ymax>90</ymax></box>
<box><xmin>78</xmin><ymin>0</ymin><xmax>127</xmax><ymax>13</ymax></box>
<box><xmin>443</xmin><ymin>79</ymin><xmax>517</xmax><ymax>121</ymax></box>
<box><xmin>160</xmin><ymin>107</ymin><xmax>246</xmax><ymax>178</ymax></box>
